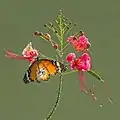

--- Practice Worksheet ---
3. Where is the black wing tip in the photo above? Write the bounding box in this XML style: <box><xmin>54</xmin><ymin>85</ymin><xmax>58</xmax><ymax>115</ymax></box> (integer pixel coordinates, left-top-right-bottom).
<box><xmin>23</xmin><ymin>71</ymin><xmax>31</xmax><ymax>84</ymax></box>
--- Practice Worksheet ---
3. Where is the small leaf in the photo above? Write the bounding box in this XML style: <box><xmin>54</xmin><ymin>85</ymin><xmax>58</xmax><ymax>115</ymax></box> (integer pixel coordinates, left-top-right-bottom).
<box><xmin>87</xmin><ymin>70</ymin><xmax>104</xmax><ymax>83</ymax></box>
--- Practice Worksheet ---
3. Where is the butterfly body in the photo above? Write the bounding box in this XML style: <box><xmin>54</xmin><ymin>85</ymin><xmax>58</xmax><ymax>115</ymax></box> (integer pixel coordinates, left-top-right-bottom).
<box><xmin>23</xmin><ymin>59</ymin><xmax>67</xmax><ymax>84</ymax></box>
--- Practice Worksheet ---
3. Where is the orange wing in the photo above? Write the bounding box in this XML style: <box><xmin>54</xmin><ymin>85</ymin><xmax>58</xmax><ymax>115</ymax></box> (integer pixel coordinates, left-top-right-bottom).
<box><xmin>29</xmin><ymin>59</ymin><xmax>58</xmax><ymax>82</ymax></box>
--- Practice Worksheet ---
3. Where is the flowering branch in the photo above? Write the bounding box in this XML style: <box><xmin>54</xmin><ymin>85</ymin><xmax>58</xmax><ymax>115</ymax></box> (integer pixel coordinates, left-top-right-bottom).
<box><xmin>4</xmin><ymin>9</ymin><xmax>113</xmax><ymax>120</ymax></box>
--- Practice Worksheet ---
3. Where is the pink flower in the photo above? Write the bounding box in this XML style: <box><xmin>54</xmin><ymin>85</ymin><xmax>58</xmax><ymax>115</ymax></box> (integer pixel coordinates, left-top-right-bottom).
<box><xmin>67</xmin><ymin>36</ymin><xmax>76</xmax><ymax>43</ymax></box>
<box><xmin>5</xmin><ymin>42</ymin><xmax>39</xmax><ymax>63</ymax></box>
<box><xmin>76</xmin><ymin>53</ymin><xmax>91</xmax><ymax>71</ymax></box>
<box><xmin>66</xmin><ymin>53</ymin><xmax>92</xmax><ymax>92</ymax></box>
<box><xmin>67</xmin><ymin>34</ymin><xmax>91</xmax><ymax>52</ymax></box>
<box><xmin>70</xmin><ymin>53</ymin><xmax>91</xmax><ymax>71</ymax></box>
<box><xmin>22</xmin><ymin>42</ymin><xmax>39</xmax><ymax>62</ymax></box>
<box><xmin>66</xmin><ymin>53</ymin><xmax>76</xmax><ymax>63</ymax></box>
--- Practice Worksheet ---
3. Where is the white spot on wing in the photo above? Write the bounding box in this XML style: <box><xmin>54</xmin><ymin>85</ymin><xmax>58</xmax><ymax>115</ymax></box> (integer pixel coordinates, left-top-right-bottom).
<box><xmin>36</xmin><ymin>68</ymin><xmax>46</xmax><ymax>80</ymax></box>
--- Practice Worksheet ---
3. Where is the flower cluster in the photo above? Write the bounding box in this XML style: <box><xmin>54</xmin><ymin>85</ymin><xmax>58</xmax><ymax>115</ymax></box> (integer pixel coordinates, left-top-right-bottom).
<box><xmin>65</xmin><ymin>30</ymin><xmax>112</xmax><ymax>104</ymax></box>
<box><xmin>66</xmin><ymin>32</ymin><xmax>93</xmax><ymax>93</ymax></box>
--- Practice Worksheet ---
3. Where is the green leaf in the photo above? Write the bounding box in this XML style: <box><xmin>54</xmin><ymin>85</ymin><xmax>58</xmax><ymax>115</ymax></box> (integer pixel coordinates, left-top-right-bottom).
<box><xmin>88</xmin><ymin>70</ymin><xmax>104</xmax><ymax>83</ymax></box>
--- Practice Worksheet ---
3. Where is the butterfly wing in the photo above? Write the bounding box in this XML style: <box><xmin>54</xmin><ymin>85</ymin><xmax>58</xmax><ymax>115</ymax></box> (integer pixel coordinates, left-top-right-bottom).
<box><xmin>23</xmin><ymin>59</ymin><xmax>58</xmax><ymax>83</ymax></box>
<box><xmin>40</xmin><ymin>59</ymin><xmax>57</xmax><ymax>75</ymax></box>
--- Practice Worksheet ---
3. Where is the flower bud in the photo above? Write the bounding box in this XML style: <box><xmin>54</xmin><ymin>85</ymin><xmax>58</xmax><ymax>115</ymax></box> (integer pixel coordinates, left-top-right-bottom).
<box><xmin>66</xmin><ymin>26</ymin><xmax>69</xmax><ymax>30</ymax></box>
<box><xmin>69</xmin><ymin>22</ymin><xmax>72</xmax><ymax>25</ymax></box>
<box><xmin>85</xmin><ymin>41</ymin><xmax>91</xmax><ymax>49</ymax></box>
<box><xmin>74</xmin><ymin>23</ymin><xmax>77</xmax><ymax>26</ymax></box>
<box><xmin>44</xmin><ymin>33</ymin><xmax>51</xmax><ymax>40</ymax></box>
<box><xmin>53</xmin><ymin>43</ymin><xmax>59</xmax><ymax>49</ymax></box>
<box><xmin>49</xmin><ymin>22</ymin><xmax>53</xmax><ymax>27</ymax></box>
<box><xmin>79</xmin><ymin>31</ymin><xmax>84</xmax><ymax>36</ymax></box>
<box><xmin>34</xmin><ymin>31</ymin><xmax>42</xmax><ymax>36</ymax></box>
<box><xmin>44</xmin><ymin>24</ymin><xmax>47</xmax><ymax>27</ymax></box>
<box><xmin>55</xmin><ymin>30</ymin><xmax>58</xmax><ymax>33</ymax></box>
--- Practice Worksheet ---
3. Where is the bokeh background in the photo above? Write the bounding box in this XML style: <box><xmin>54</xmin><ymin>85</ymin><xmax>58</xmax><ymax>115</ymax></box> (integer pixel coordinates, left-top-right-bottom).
<box><xmin>0</xmin><ymin>0</ymin><xmax>120</xmax><ymax>120</ymax></box>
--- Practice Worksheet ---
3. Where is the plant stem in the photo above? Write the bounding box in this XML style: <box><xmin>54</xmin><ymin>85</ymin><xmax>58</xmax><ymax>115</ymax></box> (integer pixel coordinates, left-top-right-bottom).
<box><xmin>63</xmin><ymin>70</ymin><xmax>78</xmax><ymax>75</ymax></box>
<box><xmin>44</xmin><ymin>75</ymin><xmax>63</xmax><ymax>120</ymax></box>
<box><xmin>62</xmin><ymin>43</ymin><xmax>69</xmax><ymax>52</ymax></box>
<box><xmin>44</xmin><ymin>10</ymin><xmax>65</xmax><ymax>120</ymax></box>
<box><xmin>40</xmin><ymin>53</ymin><xmax>55</xmax><ymax>60</ymax></box>
<box><xmin>59</xmin><ymin>17</ymin><xmax>63</xmax><ymax>51</ymax></box>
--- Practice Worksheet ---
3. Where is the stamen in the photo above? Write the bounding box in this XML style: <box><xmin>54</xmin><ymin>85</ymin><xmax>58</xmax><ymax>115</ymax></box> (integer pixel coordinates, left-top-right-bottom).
<box><xmin>86</xmin><ymin>84</ymin><xmax>98</xmax><ymax>103</ymax></box>
<box><xmin>100</xmin><ymin>104</ymin><xmax>103</xmax><ymax>107</ymax></box>
<box><xmin>79</xmin><ymin>71</ymin><xmax>87</xmax><ymax>92</ymax></box>
<box><xmin>103</xmin><ymin>81</ymin><xmax>114</xmax><ymax>104</ymax></box>
<box><xmin>108</xmin><ymin>96</ymin><xmax>113</xmax><ymax>104</ymax></box>
<box><xmin>79</xmin><ymin>71</ymin><xmax>98</xmax><ymax>102</ymax></box>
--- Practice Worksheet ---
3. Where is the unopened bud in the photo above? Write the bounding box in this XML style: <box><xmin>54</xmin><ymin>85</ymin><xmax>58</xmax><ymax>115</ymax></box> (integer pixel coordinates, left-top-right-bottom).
<box><xmin>53</xmin><ymin>43</ymin><xmax>59</xmax><ymax>49</ymax></box>
<box><xmin>80</xmin><ymin>31</ymin><xmax>84</xmax><ymax>36</ymax></box>
<box><xmin>59</xmin><ymin>9</ymin><xmax>64</xmax><ymax>15</ymax></box>
<box><xmin>44</xmin><ymin>24</ymin><xmax>47</xmax><ymax>27</ymax></box>
<box><xmin>74</xmin><ymin>23</ymin><xmax>77</xmax><ymax>26</ymax></box>
<box><xmin>86</xmin><ymin>42</ymin><xmax>91</xmax><ymax>49</ymax></box>
<box><xmin>44</xmin><ymin>33</ymin><xmax>51</xmax><ymax>40</ymax></box>
<box><xmin>55</xmin><ymin>30</ymin><xmax>58</xmax><ymax>33</ymax></box>
<box><xmin>67</xmin><ymin>26</ymin><xmax>69</xmax><ymax>30</ymax></box>
<box><xmin>49</xmin><ymin>22</ymin><xmax>53</xmax><ymax>27</ymax></box>
<box><xmin>34</xmin><ymin>31</ymin><xmax>42</xmax><ymax>36</ymax></box>
<box><xmin>69</xmin><ymin>22</ymin><xmax>72</xmax><ymax>25</ymax></box>
<box><xmin>66</xmin><ymin>18</ymin><xmax>68</xmax><ymax>20</ymax></box>
<box><xmin>73</xmin><ymin>36</ymin><xmax>77</xmax><ymax>40</ymax></box>
<box><xmin>100</xmin><ymin>104</ymin><xmax>103</xmax><ymax>107</ymax></box>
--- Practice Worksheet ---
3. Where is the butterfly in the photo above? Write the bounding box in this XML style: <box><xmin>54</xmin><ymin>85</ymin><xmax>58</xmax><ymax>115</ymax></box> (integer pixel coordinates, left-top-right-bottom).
<box><xmin>23</xmin><ymin>58</ymin><xmax>67</xmax><ymax>84</ymax></box>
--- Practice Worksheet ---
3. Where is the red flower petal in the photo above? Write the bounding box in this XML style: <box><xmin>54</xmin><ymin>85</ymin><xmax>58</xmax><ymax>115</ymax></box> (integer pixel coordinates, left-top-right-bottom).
<box><xmin>66</xmin><ymin>53</ymin><xmax>76</xmax><ymax>63</ymax></box>
<box><xmin>67</xmin><ymin>34</ymin><xmax>91</xmax><ymax>52</ymax></box>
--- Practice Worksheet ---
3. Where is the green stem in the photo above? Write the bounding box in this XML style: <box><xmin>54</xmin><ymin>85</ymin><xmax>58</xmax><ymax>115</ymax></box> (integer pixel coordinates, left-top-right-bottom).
<box><xmin>40</xmin><ymin>53</ymin><xmax>55</xmax><ymax>60</ymax></box>
<box><xmin>62</xmin><ymin>43</ymin><xmax>69</xmax><ymax>52</ymax></box>
<box><xmin>44</xmin><ymin>10</ymin><xmax>66</xmax><ymax>120</ymax></box>
<box><xmin>59</xmin><ymin>16</ymin><xmax>63</xmax><ymax>51</ymax></box>
<box><xmin>44</xmin><ymin>75</ymin><xmax>63</xmax><ymax>120</ymax></box>
<box><xmin>57</xmin><ymin>14</ymin><xmax>64</xmax><ymax>63</ymax></box>
<box><xmin>63</xmin><ymin>70</ymin><xmax>78</xmax><ymax>75</ymax></box>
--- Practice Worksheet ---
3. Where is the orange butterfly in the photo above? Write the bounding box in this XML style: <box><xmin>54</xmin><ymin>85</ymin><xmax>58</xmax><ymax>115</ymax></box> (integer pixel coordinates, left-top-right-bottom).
<box><xmin>23</xmin><ymin>58</ymin><xmax>67</xmax><ymax>83</ymax></box>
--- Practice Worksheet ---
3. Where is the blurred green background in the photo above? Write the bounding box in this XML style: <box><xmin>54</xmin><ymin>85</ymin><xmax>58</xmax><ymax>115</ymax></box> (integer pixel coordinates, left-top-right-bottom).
<box><xmin>0</xmin><ymin>0</ymin><xmax>120</xmax><ymax>120</ymax></box>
